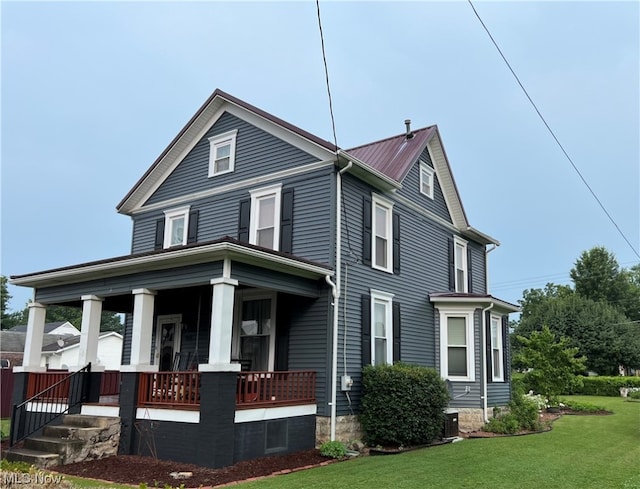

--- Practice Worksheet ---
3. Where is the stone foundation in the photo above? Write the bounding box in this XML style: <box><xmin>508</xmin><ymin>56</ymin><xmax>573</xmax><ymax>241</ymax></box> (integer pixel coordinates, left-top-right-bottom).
<box><xmin>316</xmin><ymin>415</ymin><xmax>362</xmax><ymax>445</ymax></box>
<box><xmin>456</xmin><ymin>408</ymin><xmax>487</xmax><ymax>432</ymax></box>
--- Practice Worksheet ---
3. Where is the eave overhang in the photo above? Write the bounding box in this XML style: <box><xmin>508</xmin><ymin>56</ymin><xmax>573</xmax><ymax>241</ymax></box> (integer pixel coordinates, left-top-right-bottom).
<box><xmin>336</xmin><ymin>150</ymin><xmax>402</xmax><ymax>192</ymax></box>
<box><xmin>429</xmin><ymin>293</ymin><xmax>520</xmax><ymax>313</ymax></box>
<box><xmin>11</xmin><ymin>238</ymin><xmax>333</xmax><ymax>289</ymax></box>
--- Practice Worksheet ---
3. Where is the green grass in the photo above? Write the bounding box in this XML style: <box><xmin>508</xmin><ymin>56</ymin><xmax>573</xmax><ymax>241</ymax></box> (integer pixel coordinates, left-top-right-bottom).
<box><xmin>239</xmin><ymin>396</ymin><xmax>639</xmax><ymax>489</ymax></box>
<box><xmin>0</xmin><ymin>418</ymin><xmax>9</xmax><ymax>439</ymax></box>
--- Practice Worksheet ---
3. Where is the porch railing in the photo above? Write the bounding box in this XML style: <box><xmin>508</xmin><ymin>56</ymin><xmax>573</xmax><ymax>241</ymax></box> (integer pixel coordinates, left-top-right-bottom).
<box><xmin>137</xmin><ymin>371</ymin><xmax>201</xmax><ymax>409</ymax></box>
<box><xmin>27</xmin><ymin>371</ymin><xmax>71</xmax><ymax>399</ymax></box>
<box><xmin>136</xmin><ymin>370</ymin><xmax>316</xmax><ymax>410</ymax></box>
<box><xmin>100</xmin><ymin>371</ymin><xmax>121</xmax><ymax>396</ymax></box>
<box><xmin>11</xmin><ymin>364</ymin><xmax>91</xmax><ymax>446</ymax></box>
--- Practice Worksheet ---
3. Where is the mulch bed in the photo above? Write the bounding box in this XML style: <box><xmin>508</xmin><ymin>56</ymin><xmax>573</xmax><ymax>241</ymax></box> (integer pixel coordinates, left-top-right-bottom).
<box><xmin>50</xmin><ymin>449</ymin><xmax>335</xmax><ymax>488</ymax></box>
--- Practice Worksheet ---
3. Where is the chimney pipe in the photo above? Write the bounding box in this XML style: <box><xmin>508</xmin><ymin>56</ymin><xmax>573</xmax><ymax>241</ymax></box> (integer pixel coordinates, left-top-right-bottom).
<box><xmin>405</xmin><ymin>119</ymin><xmax>414</xmax><ymax>140</ymax></box>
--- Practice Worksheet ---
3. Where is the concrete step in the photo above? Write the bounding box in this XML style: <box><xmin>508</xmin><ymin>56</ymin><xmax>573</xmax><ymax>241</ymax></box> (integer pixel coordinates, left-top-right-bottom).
<box><xmin>43</xmin><ymin>424</ymin><xmax>102</xmax><ymax>440</ymax></box>
<box><xmin>4</xmin><ymin>447</ymin><xmax>60</xmax><ymax>469</ymax></box>
<box><xmin>25</xmin><ymin>436</ymin><xmax>84</xmax><ymax>456</ymax></box>
<box><xmin>62</xmin><ymin>414</ymin><xmax>119</xmax><ymax>429</ymax></box>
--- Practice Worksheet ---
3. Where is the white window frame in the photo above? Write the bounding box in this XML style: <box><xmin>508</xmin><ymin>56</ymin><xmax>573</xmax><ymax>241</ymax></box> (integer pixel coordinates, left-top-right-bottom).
<box><xmin>370</xmin><ymin>289</ymin><xmax>394</xmax><ymax>366</ymax></box>
<box><xmin>490</xmin><ymin>315</ymin><xmax>504</xmax><ymax>382</ymax></box>
<box><xmin>439</xmin><ymin>308</ymin><xmax>475</xmax><ymax>381</ymax></box>
<box><xmin>249</xmin><ymin>183</ymin><xmax>282</xmax><ymax>251</ymax></box>
<box><xmin>371</xmin><ymin>194</ymin><xmax>394</xmax><ymax>273</ymax></box>
<box><xmin>208</xmin><ymin>129</ymin><xmax>238</xmax><ymax>177</ymax></box>
<box><xmin>163</xmin><ymin>206</ymin><xmax>190</xmax><ymax>248</ymax></box>
<box><xmin>419</xmin><ymin>162</ymin><xmax>434</xmax><ymax>199</ymax></box>
<box><xmin>232</xmin><ymin>290</ymin><xmax>277</xmax><ymax>371</ymax></box>
<box><xmin>454</xmin><ymin>236</ymin><xmax>468</xmax><ymax>293</ymax></box>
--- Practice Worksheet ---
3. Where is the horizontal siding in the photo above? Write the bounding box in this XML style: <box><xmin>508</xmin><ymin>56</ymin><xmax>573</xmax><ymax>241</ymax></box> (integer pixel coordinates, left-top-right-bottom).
<box><xmin>469</xmin><ymin>240</ymin><xmax>487</xmax><ymax>294</ymax></box>
<box><xmin>396</xmin><ymin>147</ymin><xmax>452</xmax><ymax>224</ymax></box>
<box><xmin>487</xmin><ymin>383</ymin><xmax>510</xmax><ymax>407</ymax></box>
<box><xmin>145</xmin><ymin>112</ymin><xmax>321</xmax><ymax>205</ymax></box>
<box><xmin>131</xmin><ymin>168</ymin><xmax>334</xmax><ymax>265</ymax></box>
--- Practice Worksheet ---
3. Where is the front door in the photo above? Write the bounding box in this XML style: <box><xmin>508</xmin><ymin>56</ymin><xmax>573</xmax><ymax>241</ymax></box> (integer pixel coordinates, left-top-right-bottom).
<box><xmin>155</xmin><ymin>315</ymin><xmax>182</xmax><ymax>371</ymax></box>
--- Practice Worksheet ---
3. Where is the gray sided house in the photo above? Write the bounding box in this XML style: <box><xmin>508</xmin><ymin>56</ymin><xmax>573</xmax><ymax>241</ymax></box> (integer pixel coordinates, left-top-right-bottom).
<box><xmin>10</xmin><ymin>89</ymin><xmax>518</xmax><ymax>468</ymax></box>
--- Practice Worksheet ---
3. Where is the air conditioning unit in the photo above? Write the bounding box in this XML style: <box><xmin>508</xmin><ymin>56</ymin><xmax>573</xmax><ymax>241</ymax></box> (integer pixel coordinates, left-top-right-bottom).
<box><xmin>442</xmin><ymin>409</ymin><xmax>459</xmax><ymax>438</ymax></box>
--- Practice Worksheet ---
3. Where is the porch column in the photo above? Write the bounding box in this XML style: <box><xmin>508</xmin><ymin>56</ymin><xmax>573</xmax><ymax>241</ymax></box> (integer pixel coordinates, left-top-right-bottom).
<box><xmin>122</xmin><ymin>288</ymin><xmax>157</xmax><ymax>372</ymax></box>
<box><xmin>73</xmin><ymin>295</ymin><xmax>105</xmax><ymax>372</ymax></box>
<box><xmin>200</xmin><ymin>278</ymin><xmax>240</xmax><ymax>372</ymax></box>
<box><xmin>15</xmin><ymin>302</ymin><xmax>47</xmax><ymax>372</ymax></box>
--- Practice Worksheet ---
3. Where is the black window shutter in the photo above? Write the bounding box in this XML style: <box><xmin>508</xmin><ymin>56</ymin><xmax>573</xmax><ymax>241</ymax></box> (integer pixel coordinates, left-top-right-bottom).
<box><xmin>502</xmin><ymin>316</ymin><xmax>510</xmax><ymax>382</ymax></box>
<box><xmin>362</xmin><ymin>196</ymin><xmax>372</xmax><ymax>266</ymax></box>
<box><xmin>393</xmin><ymin>302</ymin><xmax>401</xmax><ymax>362</ymax></box>
<box><xmin>280</xmin><ymin>188</ymin><xmax>294</xmax><ymax>254</ymax></box>
<box><xmin>154</xmin><ymin>218</ymin><xmax>165</xmax><ymax>250</ymax></box>
<box><xmin>238</xmin><ymin>198</ymin><xmax>251</xmax><ymax>243</ymax></box>
<box><xmin>393</xmin><ymin>213</ymin><xmax>401</xmax><ymax>274</ymax></box>
<box><xmin>448</xmin><ymin>237</ymin><xmax>455</xmax><ymax>291</ymax></box>
<box><xmin>485</xmin><ymin>311</ymin><xmax>493</xmax><ymax>383</ymax></box>
<box><xmin>361</xmin><ymin>294</ymin><xmax>371</xmax><ymax>366</ymax></box>
<box><xmin>467</xmin><ymin>247</ymin><xmax>473</xmax><ymax>292</ymax></box>
<box><xmin>187</xmin><ymin>210</ymin><xmax>199</xmax><ymax>245</ymax></box>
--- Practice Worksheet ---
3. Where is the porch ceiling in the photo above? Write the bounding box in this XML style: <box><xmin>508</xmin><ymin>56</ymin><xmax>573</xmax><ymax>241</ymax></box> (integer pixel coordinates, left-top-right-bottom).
<box><xmin>11</xmin><ymin>237</ymin><xmax>333</xmax><ymax>290</ymax></box>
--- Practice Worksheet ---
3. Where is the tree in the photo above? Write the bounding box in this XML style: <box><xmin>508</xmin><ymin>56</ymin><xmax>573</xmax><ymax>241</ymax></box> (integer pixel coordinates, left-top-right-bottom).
<box><xmin>570</xmin><ymin>246</ymin><xmax>640</xmax><ymax>321</ymax></box>
<box><xmin>4</xmin><ymin>303</ymin><xmax>123</xmax><ymax>334</ymax></box>
<box><xmin>515</xmin><ymin>326</ymin><xmax>586</xmax><ymax>403</ymax></box>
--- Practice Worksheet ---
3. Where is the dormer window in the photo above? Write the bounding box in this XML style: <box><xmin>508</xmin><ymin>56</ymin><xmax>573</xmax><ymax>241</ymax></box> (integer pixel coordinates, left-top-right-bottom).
<box><xmin>420</xmin><ymin>162</ymin><xmax>434</xmax><ymax>199</ymax></box>
<box><xmin>163</xmin><ymin>206</ymin><xmax>190</xmax><ymax>248</ymax></box>
<box><xmin>208</xmin><ymin>129</ymin><xmax>238</xmax><ymax>177</ymax></box>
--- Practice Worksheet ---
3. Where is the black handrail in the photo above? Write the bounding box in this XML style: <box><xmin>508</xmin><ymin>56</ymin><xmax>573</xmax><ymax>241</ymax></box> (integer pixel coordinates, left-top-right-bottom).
<box><xmin>10</xmin><ymin>363</ymin><xmax>92</xmax><ymax>447</ymax></box>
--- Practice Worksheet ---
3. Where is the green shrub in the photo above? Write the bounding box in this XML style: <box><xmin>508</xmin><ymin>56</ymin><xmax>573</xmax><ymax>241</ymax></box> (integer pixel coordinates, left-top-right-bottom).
<box><xmin>360</xmin><ymin>363</ymin><xmax>449</xmax><ymax>447</ymax></box>
<box><xmin>484</xmin><ymin>413</ymin><xmax>520</xmax><ymax>434</ymax></box>
<box><xmin>0</xmin><ymin>459</ymin><xmax>33</xmax><ymax>473</ymax></box>
<box><xmin>484</xmin><ymin>385</ymin><xmax>543</xmax><ymax>434</ymax></box>
<box><xmin>628</xmin><ymin>390</ymin><xmax>640</xmax><ymax>400</ymax></box>
<box><xmin>567</xmin><ymin>376</ymin><xmax>640</xmax><ymax>396</ymax></box>
<box><xmin>319</xmin><ymin>440</ymin><xmax>347</xmax><ymax>459</ymax></box>
<box><xmin>559</xmin><ymin>399</ymin><xmax>605</xmax><ymax>412</ymax></box>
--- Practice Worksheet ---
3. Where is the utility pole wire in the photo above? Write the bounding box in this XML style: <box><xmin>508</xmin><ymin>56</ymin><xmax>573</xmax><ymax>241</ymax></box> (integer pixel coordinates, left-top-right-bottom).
<box><xmin>468</xmin><ymin>0</ymin><xmax>640</xmax><ymax>260</ymax></box>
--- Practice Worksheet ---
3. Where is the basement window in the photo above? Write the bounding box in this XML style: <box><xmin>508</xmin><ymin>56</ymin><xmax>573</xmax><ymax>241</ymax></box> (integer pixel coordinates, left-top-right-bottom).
<box><xmin>265</xmin><ymin>420</ymin><xmax>288</xmax><ymax>453</ymax></box>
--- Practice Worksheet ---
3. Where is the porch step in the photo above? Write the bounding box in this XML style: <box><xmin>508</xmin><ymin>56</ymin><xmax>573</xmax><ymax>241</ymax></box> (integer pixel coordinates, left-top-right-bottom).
<box><xmin>24</xmin><ymin>436</ymin><xmax>85</xmax><ymax>463</ymax></box>
<box><xmin>5</xmin><ymin>447</ymin><xmax>60</xmax><ymax>469</ymax></box>
<box><xmin>62</xmin><ymin>414</ymin><xmax>119</xmax><ymax>429</ymax></box>
<box><xmin>43</xmin><ymin>424</ymin><xmax>103</xmax><ymax>440</ymax></box>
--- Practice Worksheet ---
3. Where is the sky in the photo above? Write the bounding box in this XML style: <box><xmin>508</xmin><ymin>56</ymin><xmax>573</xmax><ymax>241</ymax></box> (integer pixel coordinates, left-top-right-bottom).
<box><xmin>1</xmin><ymin>0</ymin><xmax>639</xmax><ymax>314</ymax></box>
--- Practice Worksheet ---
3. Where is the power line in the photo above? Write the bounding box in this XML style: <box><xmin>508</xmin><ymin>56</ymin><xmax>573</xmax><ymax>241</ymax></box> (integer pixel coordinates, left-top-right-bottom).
<box><xmin>315</xmin><ymin>0</ymin><xmax>338</xmax><ymax>153</ymax></box>
<box><xmin>467</xmin><ymin>0</ymin><xmax>640</xmax><ymax>261</ymax></box>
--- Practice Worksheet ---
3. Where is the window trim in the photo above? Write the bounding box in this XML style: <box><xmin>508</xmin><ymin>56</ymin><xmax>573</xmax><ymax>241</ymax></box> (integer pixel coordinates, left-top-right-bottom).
<box><xmin>249</xmin><ymin>183</ymin><xmax>282</xmax><ymax>251</ymax></box>
<box><xmin>370</xmin><ymin>289</ymin><xmax>394</xmax><ymax>366</ymax></box>
<box><xmin>163</xmin><ymin>206</ymin><xmax>190</xmax><ymax>248</ymax></box>
<box><xmin>439</xmin><ymin>308</ymin><xmax>475</xmax><ymax>381</ymax></box>
<box><xmin>419</xmin><ymin>162</ymin><xmax>434</xmax><ymax>199</ymax></box>
<box><xmin>371</xmin><ymin>194</ymin><xmax>394</xmax><ymax>273</ymax></box>
<box><xmin>454</xmin><ymin>236</ymin><xmax>468</xmax><ymax>293</ymax></box>
<box><xmin>208</xmin><ymin>129</ymin><xmax>238</xmax><ymax>177</ymax></box>
<box><xmin>490</xmin><ymin>315</ymin><xmax>504</xmax><ymax>382</ymax></box>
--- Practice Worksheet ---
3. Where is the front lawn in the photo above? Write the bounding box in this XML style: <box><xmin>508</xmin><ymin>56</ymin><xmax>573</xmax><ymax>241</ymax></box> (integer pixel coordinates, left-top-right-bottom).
<box><xmin>241</xmin><ymin>396</ymin><xmax>638</xmax><ymax>489</ymax></box>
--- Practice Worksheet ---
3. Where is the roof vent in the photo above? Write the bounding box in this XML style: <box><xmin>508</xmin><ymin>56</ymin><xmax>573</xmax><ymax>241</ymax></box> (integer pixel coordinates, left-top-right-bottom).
<box><xmin>404</xmin><ymin>119</ymin><xmax>414</xmax><ymax>140</ymax></box>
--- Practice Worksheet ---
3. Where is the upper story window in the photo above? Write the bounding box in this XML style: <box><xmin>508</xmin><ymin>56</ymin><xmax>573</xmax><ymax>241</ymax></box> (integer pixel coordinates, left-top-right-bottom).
<box><xmin>372</xmin><ymin>194</ymin><xmax>394</xmax><ymax>273</ymax></box>
<box><xmin>419</xmin><ymin>162</ymin><xmax>434</xmax><ymax>199</ymax></box>
<box><xmin>439</xmin><ymin>308</ymin><xmax>475</xmax><ymax>381</ymax></box>
<box><xmin>490</xmin><ymin>315</ymin><xmax>504</xmax><ymax>382</ymax></box>
<box><xmin>371</xmin><ymin>290</ymin><xmax>394</xmax><ymax>366</ymax></box>
<box><xmin>163</xmin><ymin>206</ymin><xmax>190</xmax><ymax>248</ymax></box>
<box><xmin>249</xmin><ymin>184</ymin><xmax>282</xmax><ymax>250</ymax></box>
<box><xmin>454</xmin><ymin>237</ymin><xmax>468</xmax><ymax>293</ymax></box>
<box><xmin>208</xmin><ymin>129</ymin><xmax>238</xmax><ymax>177</ymax></box>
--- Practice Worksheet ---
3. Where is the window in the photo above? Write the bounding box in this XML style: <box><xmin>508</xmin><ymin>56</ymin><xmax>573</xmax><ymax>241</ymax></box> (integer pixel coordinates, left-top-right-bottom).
<box><xmin>163</xmin><ymin>206</ymin><xmax>190</xmax><ymax>248</ymax></box>
<box><xmin>372</xmin><ymin>194</ymin><xmax>393</xmax><ymax>272</ymax></box>
<box><xmin>249</xmin><ymin>184</ymin><xmax>282</xmax><ymax>250</ymax></box>
<box><xmin>236</xmin><ymin>296</ymin><xmax>276</xmax><ymax>371</ymax></box>
<box><xmin>371</xmin><ymin>290</ymin><xmax>394</xmax><ymax>366</ymax></box>
<box><xmin>439</xmin><ymin>309</ymin><xmax>475</xmax><ymax>381</ymax></box>
<box><xmin>454</xmin><ymin>237</ymin><xmax>468</xmax><ymax>293</ymax></box>
<box><xmin>265</xmin><ymin>420</ymin><xmax>288</xmax><ymax>453</ymax></box>
<box><xmin>208</xmin><ymin>129</ymin><xmax>238</xmax><ymax>177</ymax></box>
<box><xmin>420</xmin><ymin>162</ymin><xmax>434</xmax><ymax>199</ymax></box>
<box><xmin>490</xmin><ymin>315</ymin><xmax>504</xmax><ymax>381</ymax></box>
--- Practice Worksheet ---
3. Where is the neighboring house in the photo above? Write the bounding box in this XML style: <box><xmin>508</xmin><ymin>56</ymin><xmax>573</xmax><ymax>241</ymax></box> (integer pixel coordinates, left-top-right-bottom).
<box><xmin>10</xmin><ymin>321</ymin><xmax>80</xmax><ymax>337</ymax></box>
<box><xmin>10</xmin><ymin>89</ymin><xmax>517</xmax><ymax>468</ymax></box>
<box><xmin>0</xmin><ymin>331</ymin><xmax>73</xmax><ymax>368</ymax></box>
<box><xmin>40</xmin><ymin>332</ymin><xmax>123</xmax><ymax>371</ymax></box>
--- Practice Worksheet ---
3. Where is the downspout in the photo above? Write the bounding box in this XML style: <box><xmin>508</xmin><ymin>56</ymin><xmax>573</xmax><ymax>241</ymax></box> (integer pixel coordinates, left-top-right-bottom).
<box><xmin>481</xmin><ymin>302</ymin><xmax>494</xmax><ymax>422</ymax></box>
<box><xmin>327</xmin><ymin>161</ymin><xmax>353</xmax><ymax>441</ymax></box>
